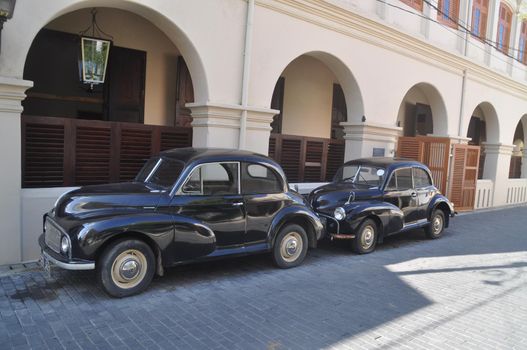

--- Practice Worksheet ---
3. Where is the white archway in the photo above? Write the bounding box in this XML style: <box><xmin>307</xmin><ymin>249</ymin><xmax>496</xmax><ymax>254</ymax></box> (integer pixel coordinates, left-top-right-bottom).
<box><xmin>397</xmin><ymin>82</ymin><xmax>448</xmax><ymax>137</ymax></box>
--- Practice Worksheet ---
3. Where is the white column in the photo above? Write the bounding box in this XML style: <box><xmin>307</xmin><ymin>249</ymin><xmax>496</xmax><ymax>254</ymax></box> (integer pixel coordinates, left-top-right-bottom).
<box><xmin>485</xmin><ymin>0</ymin><xmax>501</xmax><ymax>65</ymax></box>
<box><xmin>482</xmin><ymin>142</ymin><xmax>514</xmax><ymax>206</ymax></box>
<box><xmin>507</xmin><ymin>8</ymin><xmax>521</xmax><ymax>74</ymax></box>
<box><xmin>0</xmin><ymin>76</ymin><xmax>33</xmax><ymax>265</ymax></box>
<box><xmin>459</xmin><ymin>0</ymin><xmax>474</xmax><ymax>54</ymax></box>
<box><xmin>187</xmin><ymin>102</ymin><xmax>277</xmax><ymax>155</ymax></box>
<box><xmin>522</xmin><ymin>148</ymin><xmax>527</xmax><ymax>178</ymax></box>
<box><xmin>421</xmin><ymin>0</ymin><xmax>433</xmax><ymax>39</ymax></box>
<box><xmin>341</xmin><ymin>122</ymin><xmax>402</xmax><ymax>161</ymax></box>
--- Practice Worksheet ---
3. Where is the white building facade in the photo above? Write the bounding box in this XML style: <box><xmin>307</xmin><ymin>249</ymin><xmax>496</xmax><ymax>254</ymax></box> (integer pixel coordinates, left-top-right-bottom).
<box><xmin>0</xmin><ymin>0</ymin><xmax>526</xmax><ymax>264</ymax></box>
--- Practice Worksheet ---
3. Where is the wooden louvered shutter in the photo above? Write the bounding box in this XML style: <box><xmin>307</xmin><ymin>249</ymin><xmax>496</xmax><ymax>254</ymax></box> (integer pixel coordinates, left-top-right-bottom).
<box><xmin>449</xmin><ymin>145</ymin><xmax>480</xmax><ymax>211</ymax></box>
<box><xmin>471</xmin><ymin>0</ymin><xmax>489</xmax><ymax>39</ymax></box>
<box><xmin>119</xmin><ymin>127</ymin><xmax>153</xmax><ymax>182</ymax></box>
<box><xmin>304</xmin><ymin>140</ymin><xmax>325</xmax><ymax>182</ymax></box>
<box><xmin>519</xmin><ymin>21</ymin><xmax>527</xmax><ymax>64</ymax></box>
<box><xmin>280</xmin><ymin>138</ymin><xmax>302</xmax><ymax>182</ymax></box>
<box><xmin>22</xmin><ymin>117</ymin><xmax>65</xmax><ymax>188</ymax></box>
<box><xmin>397</xmin><ymin>136</ymin><xmax>450</xmax><ymax>194</ymax></box>
<box><xmin>400</xmin><ymin>0</ymin><xmax>423</xmax><ymax>12</ymax></box>
<box><xmin>497</xmin><ymin>2</ymin><xmax>513</xmax><ymax>54</ymax></box>
<box><xmin>75</xmin><ymin>125</ymin><xmax>112</xmax><ymax>185</ymax></box>
<box><xmin>397</xmin><ymin>137</ymin><xmax>424</xmax><ymax>162</ymax></box>
<box><xmin>437</xmin><ymin>0</ymin><xmax>460</xmax><ymax>28</ymax></box>
<box><xmin>326</xmin><ymin>140</ymin><xmax>345</xmax><ymax>181</ymax></box>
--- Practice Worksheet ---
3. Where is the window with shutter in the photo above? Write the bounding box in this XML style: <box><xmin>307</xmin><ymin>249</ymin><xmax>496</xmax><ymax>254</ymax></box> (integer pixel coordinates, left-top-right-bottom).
<box><xmin>471</xmin><ymin>0</ymin><xmax>489</xmax><ymax>39</ymax></box>
<box><xmin>519</xmin><ymin>21</ymin><xmax>527</xmax><ymax>64</ymax></box>
<box><xmin>496</xmin><ymin>2</ymin><xmax>513</xmax><ymax>54</ymax></box>
<box><xmin>399</xmin><ymin>0</ymin><xmax>423</xmax><ymax>12</ymax></box>
<box><xmin>437</xmin><ymin>0</ymin><xmax>460</xmax><ymax>29</ymax></box>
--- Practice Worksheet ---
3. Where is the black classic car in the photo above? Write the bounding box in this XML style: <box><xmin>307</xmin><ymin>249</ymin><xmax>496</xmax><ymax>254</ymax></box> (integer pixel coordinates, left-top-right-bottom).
<box><xmin>39</xmin><ymin>148</ymin><xmax>323</xmax><ymax>297</ymax></box>
<box><xmin>309</xmin><ymin>158</ymin><xmax>455</xmax><ymax>254</ymax></box>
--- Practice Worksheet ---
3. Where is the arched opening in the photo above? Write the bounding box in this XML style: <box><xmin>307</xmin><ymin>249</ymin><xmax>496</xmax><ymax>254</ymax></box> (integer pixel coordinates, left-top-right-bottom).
<box><xmin>268</xmin><ymin>53</ymin><xmax>363</xmax><ymax>182</ymax></box>
<box><xmin>466</xmin><ymin>102</ymin><xmax>499</xmax><ymax>179</ymax></box>
<box><xmin>397</xmin><ymin>83</ymin><xmax>448</xmax><ymax>137</ymax></box>
<box><xmin>21</xmin><ymin>7</ymin><xmax>199</xmax><ymax>188</ymax></box>
<box><xmin>510</xmin><ymin>116</ymin><xmax>526</xmax><ymax>179</ymax></box>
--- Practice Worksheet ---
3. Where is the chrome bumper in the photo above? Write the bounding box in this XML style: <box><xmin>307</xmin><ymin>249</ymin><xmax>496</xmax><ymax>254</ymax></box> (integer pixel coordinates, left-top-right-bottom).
<box><xmin>39</xmin><ymin>234</ymin><xmax>95</xmax><ymax>271</ymax></box>
<box><xmin>41</xmin><ymin>250</ymin><xmax>95</xmax><ymax>271</ymax></box>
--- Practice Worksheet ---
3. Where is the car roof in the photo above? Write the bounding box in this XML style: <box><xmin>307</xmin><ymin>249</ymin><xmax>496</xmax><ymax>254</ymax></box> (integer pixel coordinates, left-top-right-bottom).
<box><xmin>159</xmin><ymin>147</ymin><xmax>280</xmax><ymax>167</ymax></box>
<box><xmin>344</xmin><ymin>157</ymin><xmax>426</xmax><ymax>169</ymax></box>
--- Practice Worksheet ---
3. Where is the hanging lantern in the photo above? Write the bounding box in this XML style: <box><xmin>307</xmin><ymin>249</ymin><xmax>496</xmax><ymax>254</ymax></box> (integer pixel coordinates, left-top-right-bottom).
<box><xmin>80</xmin><ymin>36</ymin><xmax>111</xmax><ymax>84</ymax></box>
<box><xmin>79</xmin><ymin>9</ymin><xmax>113</xmax><ymax>88</ymax></box>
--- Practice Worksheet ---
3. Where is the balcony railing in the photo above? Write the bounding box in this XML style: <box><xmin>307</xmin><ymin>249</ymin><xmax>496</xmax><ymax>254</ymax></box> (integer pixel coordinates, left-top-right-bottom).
<box><xmin>22</xmin><ymin>115</ymin><xmax>192</xmax><ymax>188</ymax></box>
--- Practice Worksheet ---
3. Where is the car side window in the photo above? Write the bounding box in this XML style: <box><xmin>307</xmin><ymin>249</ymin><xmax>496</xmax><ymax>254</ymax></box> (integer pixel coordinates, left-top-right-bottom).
<box><xmin>242</xmin><ymin>163</ymin><xmax>283</xmax><ymax>194</ymax></box>
<box><xmin>386</xmin><ymin>168</ymin><xmax>413</xmax><ymax>191</ymax></box>
<box><xmin>396</xmin><ymin>168</ymin><xmax>413</xmax><ymax>190</ymax></box>
<box><xmin>413</xmin><ymin>168</ymin><xmax>432</xmax><ymax>188</ymax></box>
<box><xmin>181</xmin><ymin>162</ymin><xmax>239</xmax><ymax>195</ymax></box>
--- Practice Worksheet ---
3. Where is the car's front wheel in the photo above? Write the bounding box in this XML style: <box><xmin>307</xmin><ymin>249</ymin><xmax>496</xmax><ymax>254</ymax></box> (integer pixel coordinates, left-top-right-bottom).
<box><xmin>351</xmin><ymin>218</ymin><xmax>378</xmax><ymax>254</ymax></box>
<box><xmin>425</xmin><ymin>209</ymin><xmax>445</xmax><ymax>239</ymax></box>
<box><xmin>272</xmin><ymin>224</ymin><xmax>308</xmax><ymax>268</ymax></box>
<box><xmin>97</xmin><ymin>239</ymin><xmax>155</xmax><ymax>298</ymax></box>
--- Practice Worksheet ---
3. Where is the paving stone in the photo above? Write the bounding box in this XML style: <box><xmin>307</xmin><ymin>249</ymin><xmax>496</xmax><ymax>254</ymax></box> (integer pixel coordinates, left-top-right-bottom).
<box><xmin>1</xmin><ymin>206</ymin><xmax>527</xmax><ymax>349</ymax></box>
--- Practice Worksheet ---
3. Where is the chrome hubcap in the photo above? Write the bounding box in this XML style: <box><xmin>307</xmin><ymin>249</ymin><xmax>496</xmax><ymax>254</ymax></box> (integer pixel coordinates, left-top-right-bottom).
<box><xmin>361</xmin><ymin>225</ymin><xmax>375</xmax><ymax>249</ymax></box>
<box><xmin>280</xmin><ymin>232</ymin><xmax>303</xmax><ymax>263</ymax></box>
<box><xmin>433</xmin><ymin>215</ymin><xmax>443</xmax><ymax>235</ymax></box>
<box><xmin>111</xmin><ymin>249</ymin><xmax>147</xmax><ymax>289</ymax></box>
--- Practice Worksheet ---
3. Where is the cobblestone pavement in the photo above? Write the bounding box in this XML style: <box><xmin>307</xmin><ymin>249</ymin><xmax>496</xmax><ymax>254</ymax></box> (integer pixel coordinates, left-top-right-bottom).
<box><xmin>1</xmin><ymin>206</ymin><xmax>527</xmax><ymax>350</ymax></box>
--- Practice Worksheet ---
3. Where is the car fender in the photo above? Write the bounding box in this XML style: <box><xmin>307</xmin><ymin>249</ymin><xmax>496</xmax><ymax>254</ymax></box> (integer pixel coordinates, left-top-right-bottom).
<box><xmin>343</xmin><ymin>200</ymin><xmax>404</xmax><ymax>238</ymax></box>
<box><xmin>428</xmin><ymin>194</ymin><xmax>454</xmax><ymax>227</ymax></box>
<box><xmin>75</xmin><ymin>212</ymin><xmax>216</xmax><ymax>265</ymax></box>
<box><xmin>268</xmin><ymin>205</ymin><xmax>324</xmax><ymax>248</ymax></box>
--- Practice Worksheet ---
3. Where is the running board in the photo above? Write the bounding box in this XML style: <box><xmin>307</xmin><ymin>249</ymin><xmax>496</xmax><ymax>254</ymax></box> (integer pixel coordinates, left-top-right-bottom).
<box><xmin>400</xmin><ymin>220</ymin><xmax>428</xmax><ymax>232</ymax></box>
<box><xmin>330</xmin><ymin>234</ymin><xmax>356</xmax><ymax>240</ymax></box>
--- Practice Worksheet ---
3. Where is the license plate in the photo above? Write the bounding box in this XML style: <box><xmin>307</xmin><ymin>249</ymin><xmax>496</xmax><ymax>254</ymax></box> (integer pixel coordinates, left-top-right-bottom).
<box><xmin>39</xmin><ymin>253</ymin><xmax>51</xmax><ymax>277</ymax></box>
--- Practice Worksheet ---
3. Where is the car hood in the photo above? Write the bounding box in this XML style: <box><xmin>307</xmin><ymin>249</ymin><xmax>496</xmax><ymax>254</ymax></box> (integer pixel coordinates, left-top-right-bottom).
<box><xmin>309</xmin><ymin>182</ymin><xmax>382</xmax><ymax>215</ymax></box>
<box><xmin>54</xmin><ymin>182</ymin><xmax>166</xmax><ymax>220</ymax></box>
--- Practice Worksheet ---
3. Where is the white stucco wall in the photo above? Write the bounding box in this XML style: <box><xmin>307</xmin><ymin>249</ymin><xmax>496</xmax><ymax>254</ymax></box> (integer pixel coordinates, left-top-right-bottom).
<box><xmin>280</xmin><ymin>56</ymin><xmax>336</xmax><ymax>139</ymax></box>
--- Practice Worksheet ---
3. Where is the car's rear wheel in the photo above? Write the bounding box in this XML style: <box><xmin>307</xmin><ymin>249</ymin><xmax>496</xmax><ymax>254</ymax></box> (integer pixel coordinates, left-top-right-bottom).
<box><xmin>425</xmin><ymin>209</ymin><xmax>445</xmax><ymax>239</ymax></box>
<box><xmin>351</xmin><ymin>219</ymin><xmax>378</xmax><ymax>254</ymax></box>
<box><xmin>272</xmin><ymin>224</ymin><xmax>308</xmax><ymax>268</ymax></box>
<box><xmin>97</xmin><ymin>239</ymin><xmax>155</xmax><ymax>298</ymax></box>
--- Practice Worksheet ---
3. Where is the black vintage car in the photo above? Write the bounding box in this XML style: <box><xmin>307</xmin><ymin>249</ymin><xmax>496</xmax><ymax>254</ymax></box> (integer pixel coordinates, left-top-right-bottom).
<box><xmin>309</xmin><ymin>158</ymin><xmax>455</xmax><ymax>254</ymax></box>
<box><xmin>39</xmin><ymin>148</ymin><xmax>323</xmax><ymax>297</ymax></box>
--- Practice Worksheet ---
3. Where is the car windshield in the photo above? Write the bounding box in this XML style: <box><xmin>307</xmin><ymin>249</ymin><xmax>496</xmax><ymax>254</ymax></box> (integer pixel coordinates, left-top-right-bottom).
<box><xmin>335</xmin><ymin>164</ymin><xmax>386</xmax><ymax>188</ymax></box>
<box><xmin>135</xmin><ymin>157</ymin><xmax>185</xmax><ymax>189</ymax></box>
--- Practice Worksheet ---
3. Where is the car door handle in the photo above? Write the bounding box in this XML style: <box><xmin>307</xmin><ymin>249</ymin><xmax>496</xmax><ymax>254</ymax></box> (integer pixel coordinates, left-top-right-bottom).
<box><xmin>411</xmin><ymin>192</ymin><xmax>417</xmax><ymax>198</ymax></box>
<box><xmin>232</xmin><ymin>202</ymin><xmax>244</xmax><ymax>206</ymax></box>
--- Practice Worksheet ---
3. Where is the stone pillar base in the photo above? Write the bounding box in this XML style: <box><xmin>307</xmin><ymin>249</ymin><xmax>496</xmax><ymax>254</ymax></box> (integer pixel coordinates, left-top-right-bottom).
<box><xmin>481</xmin><ymin>143</ymin><xmax>514</xmax><ymax>207</ymax></box>
<box><xmin>187</xmin><ymin>102</ymin><xmax>277</xmax><ymax>155</ymax></box>
<box><xmin>341</xmin><ymin>122</ymin><xmax>402</xmax><ymax>161</ymax></box>
<box><xmin>0</xmin><ymin>76</ymin><xmax>33</xmax><ymax>265</ymax></box>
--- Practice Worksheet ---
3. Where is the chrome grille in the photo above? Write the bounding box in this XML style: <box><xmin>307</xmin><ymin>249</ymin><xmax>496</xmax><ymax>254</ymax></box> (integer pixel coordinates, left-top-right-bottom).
<box><xmin>44</xmin><ymin>218</ymin><xmax>62</xmax><ymax>253</ymax></box>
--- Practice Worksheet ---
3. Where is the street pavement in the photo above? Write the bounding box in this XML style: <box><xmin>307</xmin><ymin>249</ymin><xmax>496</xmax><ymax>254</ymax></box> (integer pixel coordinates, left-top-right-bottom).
<box><xmin>1</xmin><ymin>205</ymin><xmax>527</xmax><ymax>350</ymax></box>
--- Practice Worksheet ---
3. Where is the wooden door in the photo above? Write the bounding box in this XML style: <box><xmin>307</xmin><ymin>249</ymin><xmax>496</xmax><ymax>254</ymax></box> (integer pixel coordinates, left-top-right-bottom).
<box><xmin>175</xmin><ymin>56</ymin><xmax>194</xmax><ymax>127</ymax></box>
<box><xmin>449</xmin><ymin>144</ymin><xmax>480</xmax><ymax>211</ymax></box>
<box><xmin>106</xmin><ymin>46</ymin><xmax>146</xmax><ymax>123</ymax></box>
<box><xmin>397</xmin><ymin>136</ymin><xmax>450</xmax><ymax>195</ymax></box>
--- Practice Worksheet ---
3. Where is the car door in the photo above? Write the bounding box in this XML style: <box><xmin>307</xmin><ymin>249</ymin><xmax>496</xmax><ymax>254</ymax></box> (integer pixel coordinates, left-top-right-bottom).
<box><xmin>171</xmin><ymin>161</ymin><xmax>246</xmax><ymax>249</ymax></box>
<box><xmin>383</xmin><ymin>167</ymin><xmax>420</xmax><ymax>224</ymax></box>
<box><xmin>242</xmin><ymin>162</ymin><xmax>289</xmax><ymax>246</ymax></box>
<box><xmin>413</xmin><ymin>167</ymin><xmax>435</xmax><ymax>221</ymax></box>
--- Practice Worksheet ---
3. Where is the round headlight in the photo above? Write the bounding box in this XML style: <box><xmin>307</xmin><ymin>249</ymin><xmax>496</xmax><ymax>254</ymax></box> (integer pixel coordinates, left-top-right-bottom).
<box><xmin>334</xmin><ymin>207</ymin><xmax>346</xmax><ymax>221</ymax></box>
<box><xmin>60</xmin><ymin>236</ymin><xmax>70</xmax><ymax>254</ymax></box>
